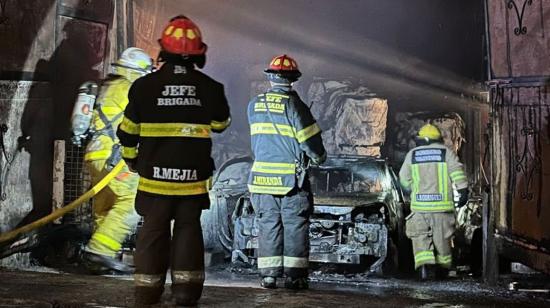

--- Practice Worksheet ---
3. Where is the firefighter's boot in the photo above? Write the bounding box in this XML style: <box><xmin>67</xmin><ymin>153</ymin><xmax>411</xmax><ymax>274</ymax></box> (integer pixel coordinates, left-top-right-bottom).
<box><xmin>260</xmin><ymin>276</ymin><xmax>277</xmax><ymax>289</ymax></box>
<box><xmin>82</xmin><ymin>250</ymin><xmax>133</xmax><ymax>274</ymax></box>
<box><xmin>418</xmin><ymin>265</ymin><xmax>436</xmax><ymax>281</ymax></box>
<box><xmin>134</xmin><ymin>285</ymin><xmax>164</xmax><ymax>307</ymax></box>
<box><xmin>435</xmin><ymin>266</ymin><xmax>450</xmax><ymax>279</ymax></box>
<box><xmin>284</xmin><ymin>277</ymin><xmax>309</xmax><ymax>290</ymax></box>
<box><xmin>171</xmin><ymin>284</ymin><xmax>200</xmax><ymax>307</ymax></box>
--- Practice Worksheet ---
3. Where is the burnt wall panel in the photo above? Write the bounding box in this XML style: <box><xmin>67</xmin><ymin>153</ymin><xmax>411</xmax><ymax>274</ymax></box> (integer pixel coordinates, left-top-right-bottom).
<box><xmin>133</xmin><ymin>0</ymin><xmax>161</xmax><ymax>58</ymax></box>
<box><xmin>60</xmin><ymin>0</ymin><xmax>114</xmax><ymax>24</ymax></box>
<box><xmin>488</xmin><ymin>0</ymin><xmax>550</xmax><ymax>78</ymax></box>
<box><xmin>0</xmin><ymin>1</ymin><xmax>57</xmax><ymax>255</ymax></box>
<box><xmin>0</xmin><ymin>82</ymin><xmax>51</xmax><ymax>230</ymax></box>
<box><xmin>0</xmin><ymin>0</ymin><xmax>56</xmax><ymax>77</ymax></box>
<box><xmin>0</xmin><ymin>0</ymin><xmax>115</xmax><ymax>267</ymax></box>
<box><xmin>0</xmin><ymin>81</ymin><xmax>52</xmax><ymax>267</ymax></box>
<box><xmin>53</xmin><ymin>15</ymin><xmax>108</xmax><ymax>139</ymax></box>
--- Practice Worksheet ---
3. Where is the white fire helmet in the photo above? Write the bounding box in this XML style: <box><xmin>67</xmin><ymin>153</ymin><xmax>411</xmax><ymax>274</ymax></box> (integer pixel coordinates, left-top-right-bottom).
<box><xmin>112</xmin><ymin>47</ymin><xmax>153</xmax><ymax>81</ymax></box>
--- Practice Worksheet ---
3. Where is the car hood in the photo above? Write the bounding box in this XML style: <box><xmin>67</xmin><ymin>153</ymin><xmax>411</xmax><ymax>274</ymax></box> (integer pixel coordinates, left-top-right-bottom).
<box><xmin>313</xmin><ymin>191</ymin><xmax>389</xmax><ymax>207</ymax></box>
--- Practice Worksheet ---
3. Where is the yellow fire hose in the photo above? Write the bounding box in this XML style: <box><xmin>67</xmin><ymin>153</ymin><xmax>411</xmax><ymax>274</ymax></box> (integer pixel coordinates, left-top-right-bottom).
<box><xmin>0</xmin><ymin>160</ymin><xmax>125</xmax><ymax>244</ymax></box>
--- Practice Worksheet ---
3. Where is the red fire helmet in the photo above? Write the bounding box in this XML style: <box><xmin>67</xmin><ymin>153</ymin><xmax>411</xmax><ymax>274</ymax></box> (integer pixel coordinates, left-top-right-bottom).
<box><xmin>264</xmin><ymin>54</ymin><xmax>301</xmax><ymax>74</ymax></box>
<box><xmin>158</xmin><ymin>15</ymin><xmax>207</xmax><ymax>55</ymax></box>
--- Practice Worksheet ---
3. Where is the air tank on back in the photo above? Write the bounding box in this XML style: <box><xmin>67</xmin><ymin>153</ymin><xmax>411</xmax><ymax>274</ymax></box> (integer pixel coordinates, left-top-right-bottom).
<box><xmin>70</xmin><ymin>81</ymin><xmax>99</xmax><ymax>146</ymax></box>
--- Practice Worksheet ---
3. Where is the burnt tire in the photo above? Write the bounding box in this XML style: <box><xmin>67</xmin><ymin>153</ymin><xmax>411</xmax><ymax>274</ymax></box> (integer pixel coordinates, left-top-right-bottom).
<box><xmin>201</xmin><ymin>195</ymin><xmax>234</xmax><ymax>256</ymax></box>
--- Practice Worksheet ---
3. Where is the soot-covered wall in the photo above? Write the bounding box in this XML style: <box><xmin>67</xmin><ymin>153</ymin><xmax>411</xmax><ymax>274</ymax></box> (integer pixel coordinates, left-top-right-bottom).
<box><xmin>0</xmin><ymin>0</ymin><xmax>116</xmax><ymax>266</ymax></box>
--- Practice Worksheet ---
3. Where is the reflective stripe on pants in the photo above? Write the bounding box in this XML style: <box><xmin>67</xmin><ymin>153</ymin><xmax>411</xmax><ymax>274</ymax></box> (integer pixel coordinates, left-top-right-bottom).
<box><xmin>85</xmin><ymin>159</ymin><xmax>140</xmax><ymax>257</ymax></box>
<box><xmin>134</xmin><ymin>192</ymin><xmax>208</xmax><ymax>305</ymax></box>
<box><xmin>251</xmin><ymin>188</ymin><xmax>312</xmax><ymax>278</ymax></box>
<box><xmin>405</xmin><ymin>212</ymin><xmax>455</xmax><ymax>269</ymax></box>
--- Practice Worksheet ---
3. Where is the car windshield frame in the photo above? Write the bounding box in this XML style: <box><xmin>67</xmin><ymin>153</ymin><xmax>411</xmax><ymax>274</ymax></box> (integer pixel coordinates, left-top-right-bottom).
<box><xmin>310</xmin><ymin>155</ymin><xmax>392</xmax><ymax>197</ymax></box>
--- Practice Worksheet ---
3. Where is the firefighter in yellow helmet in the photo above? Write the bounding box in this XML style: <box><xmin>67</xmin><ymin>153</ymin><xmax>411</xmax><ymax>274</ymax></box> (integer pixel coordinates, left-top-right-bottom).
<box><xmin>82</xmin><ymin>47</ymin><xmax>153</xmax><ymax>274</ymax></box>
<box><xmin>399</xmin><ymin>123</ymin><xmax>469</xmax><ymax>280</ymax></box>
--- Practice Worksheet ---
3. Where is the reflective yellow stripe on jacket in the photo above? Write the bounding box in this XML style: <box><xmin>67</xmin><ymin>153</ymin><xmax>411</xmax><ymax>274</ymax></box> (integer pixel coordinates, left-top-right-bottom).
<box><xmin>411</xmin><ymin>202</ymin><xmax>454</xmax><ymax>212</ymax></box>
<box><xmin>120</xmin><ymin>118</ymin><xmax>212</xmax><ymax>139</ymax></box>
<box><xmin>250</xmin><ymin>122</ymin><xmax>321</xmax><ymax>143</ymax></box>
<box><xmin>410</xmin><ymin>163</ymin><xmax>454</xmax><ymax>212</ymax></box>
<box><xmin>120</xmin><ymin>116</ymin><xmax>140</xmax><ymax>135</ymax></box>
<box><xmin>247</xmin><ymin>184</ymin><xmax>294</xmax><ymax>195</ymax></box>
<box><xmin>138</xmin><ymin>177</ymin><xmax>211</xmax><ymax>196</ymax></box>
<box><xmin>121</xmin><ymin>146</ymin><xmax>138</xmax><ymax>159</ymax></box>
<box><xmin>450</xmin><ymin>170</ymin><xmax>467</xmax><ymax>182</ymax></box>
<box><xmin>250</xmin><ymin>123</ymin><xmax>295</xmax><ymax>138</ymax></box>
<box><xmin>251</xmin><ymin>161</ymin><xmax>295</xmax><ymax>174</ymax></box>
<box><xmin>295</xmin><ymin>123</ymin><xmax>321</xmax><ymax>143</ymax></box>
<box><xmin>211</xmin><ymin>117</ymin><xmax>231</xmax><ymax>131</ymax></box>
<box><xmin>140</xmin><ymin>123</ymin><xmax>211</xmax><ymax>138</ymax></box>
<box><xmin>84</xmin><ymin>149</ymin><xmax>112</xmax><ymax>161</ymax></box>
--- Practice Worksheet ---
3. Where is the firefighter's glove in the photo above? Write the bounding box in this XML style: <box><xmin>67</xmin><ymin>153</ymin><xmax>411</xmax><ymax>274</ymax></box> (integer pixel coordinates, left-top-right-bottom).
<box><xmin>311</xmin><ymin>152</ymin><xmax>327</xmax><ymax>166</ymax></box>
<box><xmin>126</xmin><ymin>160</ymin><xmax>137</xmax><ymax>173</ymax></box>
<box><xmin>457</xmin><ymin>188</ymin><xmax>469</xmax><ymax>208</ymax></box>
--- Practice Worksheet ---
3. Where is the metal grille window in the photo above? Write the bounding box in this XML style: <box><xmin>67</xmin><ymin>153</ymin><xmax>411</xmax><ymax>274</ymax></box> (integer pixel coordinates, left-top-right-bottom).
<box><xmin>63</xmin><ymin>143</ymin><xmax>93</xmax><ymax>226</ymax></box>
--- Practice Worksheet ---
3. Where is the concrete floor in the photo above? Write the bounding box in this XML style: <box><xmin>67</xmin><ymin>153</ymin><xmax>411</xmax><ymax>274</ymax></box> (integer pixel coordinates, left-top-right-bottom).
<box><xmin>0</xmin><ymin>268</ymin><xmax>549</xmax><ymax>307</ymax></box>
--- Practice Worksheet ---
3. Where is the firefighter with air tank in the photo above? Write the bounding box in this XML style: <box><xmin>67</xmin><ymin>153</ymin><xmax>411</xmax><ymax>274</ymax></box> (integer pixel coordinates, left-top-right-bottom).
<box><xmin>399</xmin><ymin>123</ymin><xmax>469</xmax><ymax>280</ymax></box>
<box><xmin>247</xmin><ymin>54</ymin><xmax>326</xmax><ymax>289</ymax></box>
<box><xmin>71</xmin><ymin>47</ymin><xmax>154</xmax><ymax>274</ymax></box>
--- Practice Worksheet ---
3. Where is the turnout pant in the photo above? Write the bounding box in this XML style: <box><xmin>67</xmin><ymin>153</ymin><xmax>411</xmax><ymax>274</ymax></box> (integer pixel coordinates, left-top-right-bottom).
<box><xmin>251</xmin><ymin>189</ymin><xmax>313</xmax><ymax>278</ymax></box>
<box><xmin>86</xmin><ymin>159</ymin><xmax>140</xmax><ymax>257</ymax></box>
<box><xmin>405</xmin><ymin>212</ymin><xmax>455</xmax><ymax>269</ymax></box>
<box><xmin>133</xmin><ymin>192</ymin><xmax>208</xmax><ymax>305</ymax></box>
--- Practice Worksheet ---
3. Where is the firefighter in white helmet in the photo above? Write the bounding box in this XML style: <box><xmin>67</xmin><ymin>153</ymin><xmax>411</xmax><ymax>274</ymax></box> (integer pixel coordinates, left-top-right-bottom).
<box><xmin>81</xmin><ymin>47</ymin><xmax>153</xmax><ymax>273</ymax></box>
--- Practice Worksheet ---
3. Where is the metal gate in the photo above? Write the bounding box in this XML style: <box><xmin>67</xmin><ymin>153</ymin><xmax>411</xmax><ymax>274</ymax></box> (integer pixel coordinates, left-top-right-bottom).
<box><xmin>489</xmin><ymin>78</ymin><xmax>550</xmax><ymax>274</ymax></box>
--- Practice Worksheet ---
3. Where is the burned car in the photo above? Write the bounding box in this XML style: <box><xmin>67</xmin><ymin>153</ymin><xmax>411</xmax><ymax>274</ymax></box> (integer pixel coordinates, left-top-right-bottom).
<box><xmin>202</xmin><ymin>155</ymin><xmax>412</xmax><ymax>274</ymax></box>
<box><xmin>307</xmin><ymin>155</ymin><xmax>411</xmax><ymax>273</ymax></box>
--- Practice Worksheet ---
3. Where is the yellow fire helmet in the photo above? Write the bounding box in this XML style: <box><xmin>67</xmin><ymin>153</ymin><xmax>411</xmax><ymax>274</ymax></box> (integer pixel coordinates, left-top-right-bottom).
<box><xmin>418</xmin><ymin>123</ymin><xmax>442</xmax><ymax>141</ymax></box>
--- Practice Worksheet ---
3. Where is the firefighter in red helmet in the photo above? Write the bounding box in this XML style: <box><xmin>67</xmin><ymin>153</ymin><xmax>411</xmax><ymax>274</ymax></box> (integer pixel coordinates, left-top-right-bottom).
<box><xmin>248</xmin><ymin>54</ymin><xmax>326</xmax><ymax>289</ymax></box>
<box><xmin>117</xmin><ymin>15</ymin><xmax>230</xmax><ymax>306</ymax></box>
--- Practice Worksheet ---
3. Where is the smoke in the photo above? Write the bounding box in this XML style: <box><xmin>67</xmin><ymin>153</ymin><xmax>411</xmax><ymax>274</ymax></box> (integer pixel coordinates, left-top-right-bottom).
<box><xmin>136</xmin><ymin>0</ymin><xmax>484</xmax><ymax>162</ymax></box>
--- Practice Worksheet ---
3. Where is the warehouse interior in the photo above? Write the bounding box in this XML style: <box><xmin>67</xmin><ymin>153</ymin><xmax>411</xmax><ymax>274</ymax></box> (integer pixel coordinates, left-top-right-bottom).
<box><xmin>0</xmin><ymin>0</ymin><xmax>548</xmax><ymax>306</ymax></box>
